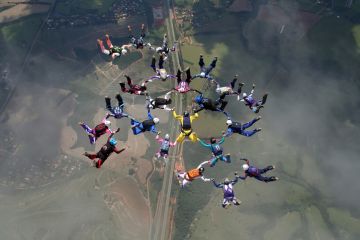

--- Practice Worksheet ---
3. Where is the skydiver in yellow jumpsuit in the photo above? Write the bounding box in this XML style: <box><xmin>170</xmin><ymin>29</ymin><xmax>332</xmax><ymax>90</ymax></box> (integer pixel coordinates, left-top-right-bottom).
<box><xmin>172</xmin><ymin>110</ymin><xmax>199</xmax><ymax>143</ymax></box>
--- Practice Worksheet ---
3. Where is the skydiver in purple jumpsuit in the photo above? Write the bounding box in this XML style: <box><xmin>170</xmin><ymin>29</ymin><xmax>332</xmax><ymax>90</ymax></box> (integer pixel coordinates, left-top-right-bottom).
<box><xmin>240</xmin><ymin>84</ymin><xmax>268</xmax><ymax>113</ymax></box>
<box><xmin>238</xmin><ymin>158</ymin><xmax>279</xmax><ymax>182</ymax></box>
<box><xmin>212</xmin><ymin>172</ymin><xmax>241</xmax><ymax>208</ymax></box>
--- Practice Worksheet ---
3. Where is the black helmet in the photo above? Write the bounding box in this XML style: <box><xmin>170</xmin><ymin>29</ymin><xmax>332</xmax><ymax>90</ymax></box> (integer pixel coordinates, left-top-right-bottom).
<box><xmin>210</xmin><ymin>137</ymin><xmax>216</xmax><ymax>144</ymax></box>
<box><xmin>183</xmin><ymin>111</ymin><xmax>189</xmax><ymax>117</ymax></box>
<box><xmin>199</xmin><ymin>167</ymin><xmax>205</xmax><ymax>173</ymax></box>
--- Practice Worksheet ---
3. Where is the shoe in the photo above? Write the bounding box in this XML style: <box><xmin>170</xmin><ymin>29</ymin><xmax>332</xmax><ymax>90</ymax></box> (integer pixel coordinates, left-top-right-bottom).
<box><xmin>256</xmin><ymin>128</ymin><xmax>262</xmax><ymax>132</ymax></box>
<box><xmin>83</xmin><ymin>152</ymin><xmax>89</xmax><ymax>157</ymax></box>
<box><xmin>256</xmin><ymin>116</ymin><xmax>261</xmax><ymax>121</ymax></box>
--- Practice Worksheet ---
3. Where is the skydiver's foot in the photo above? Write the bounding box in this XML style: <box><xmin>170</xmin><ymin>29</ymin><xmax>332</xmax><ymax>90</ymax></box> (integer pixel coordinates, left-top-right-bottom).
<box><xmin>256</xmin><ymin>116</ymin><xmax>262</xmax><ymax>121</ymax></box>
<box><xmin>141</xmin><ymin>23</ymin><xmax>145</xmax><ymax>29</ymax></box>
<box><xmin>272</xmin><ymin>165</ymin><xmax>276</xmax><ymax>169</ymax></box>
<box><xmin>214</xmin><ymin>57</ymin><xmax>218</xmax><ymax>60</ymax></box>
<box><xmin>255</xmin><ymin>105</ymin><xmax>264</xmax><ymax>113</ymax></box>
<box><xmin>256</xmin><ymin>128</ymin><xmax>262</xmax><ymax>132</ymax></box>
<box><xmin>270</xmin><ymin>176</ymin><xmax>279</xmax><ymax>181</ymax></box>
<box><xmin>83</xmin><ymin>152</ymin><xmax>89</xmax><ymax>157</ymax></box>
<box><xmin>234</xmin><ymin>200</ymin><xmax>241</xmax><ymax>206</ymax></box>
<box><xmin>78</xmin><ymin>121</ymin><xmax>84</xmax><ymax>125</ymax></box>
<box><xmin>97</xmin><ymin>39</ymin><xmax>103</xmax><ymax>45</ymax></box>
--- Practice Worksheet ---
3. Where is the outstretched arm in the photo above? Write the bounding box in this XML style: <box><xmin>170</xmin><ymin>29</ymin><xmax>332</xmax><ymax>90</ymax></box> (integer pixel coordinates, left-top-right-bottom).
<box><xmin>198</xmin><ymin>138</ymin><xmax>211</xmax><ymax>148</ymax></box>
<box><xmin>114</xmin><ymin>147</ymin><xmax>125</xmax><ymax>154</ymax></box>
<box><xmin>224</xmin><ymin>128</ymin><xmax>233</xmax><ymax>137</ymax></box>
<box><xmin>197</xmin><ymin>161</ymin><xmax>209</xmax><ymax>169</ymax></box>
<box><xmin>240</xmin><ymin>158</ymin><xmax>250</xmax><ymax>165</ymax></box>
<box><xmin>218</xmin><ymin>136</ymin><xmax>225</xmax><ymax>144</ymax></box>
<box><xmin>172</xmin><ymin>110</ymin><xmax>182</xmax><ymax>120</ymax></box>
<box><xmin>147</xmin><ymin>109</ymin><xmax>153</xmax><ymax>120</ymax></box>
<box><xmin>231</xmin><ymin>173</ymin><xmax>239</xmax><ymax>185</ymax></box>
<box><xmin>190</xmin><ymin>113</ymin><xmax>199</xmax><ymax>121</ymax></box>
<box><xmin>212</xmin><ymin>179</ymin><xmax>224</xmax><ymax>188</ymax></box>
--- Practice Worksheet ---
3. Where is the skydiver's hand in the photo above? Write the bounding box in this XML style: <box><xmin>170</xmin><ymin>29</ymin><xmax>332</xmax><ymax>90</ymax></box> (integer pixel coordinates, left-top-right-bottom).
<box><xmin>252</xmin><ymin>84</ymin><xmax>256</xmax><ymax>88</ymax></box>
<box><xmin>211</xmin><ymin>178</ymin><xmax>215</xmax><ymax>182</ymax></box>
<box><xmin>171</xmin><ymin>107</ymin><xmax>175</xmax><ymax>111</ymax></box>
<box><xmin>221</xmin><ymin>131</ymin><xmax>225</xmax><ymax>135</ymax></box>
<box><xmin>116</xmin><ymin>128</ymin><xmax>120</xmax><ymax>133</ymax></box>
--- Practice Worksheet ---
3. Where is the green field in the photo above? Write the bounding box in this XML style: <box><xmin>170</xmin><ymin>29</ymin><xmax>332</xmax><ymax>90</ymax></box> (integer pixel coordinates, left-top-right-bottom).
<box><xmin>56</xmin><ymin>0</ymin><xmax>117</xmax><ymax>15</ymax></box>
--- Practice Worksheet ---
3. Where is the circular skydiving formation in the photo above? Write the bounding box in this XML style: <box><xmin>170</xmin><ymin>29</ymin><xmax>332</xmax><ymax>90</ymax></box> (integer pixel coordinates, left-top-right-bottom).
<box><xmin>81</xmin><ymin>24</ymin><xmax>278</xmax><ymax>209</ymax></box>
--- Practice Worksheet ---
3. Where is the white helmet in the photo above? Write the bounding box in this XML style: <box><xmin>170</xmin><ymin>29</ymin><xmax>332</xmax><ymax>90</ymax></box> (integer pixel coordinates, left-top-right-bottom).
<box><xmin>165</xmin><ymin>134</ymin><xmax>170</xmax><ymax>140</ymax></box>
<box><xmin>200</xmin><ymin>72</ymin><xmax>206</xmax><ymax>78</ymax></box>
<box><xmin>104</xmin><ymin>120</ymin><xmax>111</xmax><ymax>126</ymax></box>
<box><xmin>121</xmin><ymin>49</ymin><xmax>128</xmax><ymax>55</ymax></box>
<box><xmin>242</xmin><ymin>93</ymin><xmax>247</xmax><ymax>97</ymax></box>
<box><xmin>226</xmin><ymin>119</ymin><xmax>232</xmax><ymax>125</ymax></box>
<box><xmin>156</xmin><ymin>47</ymin><xmax>162</xmax><ymax>53</ymax></box>
<box><xmin>153</xmin><ymin>118</ymin><xmax>160</xmax><ymax>124</ymax></box>
<box><xmin>242</xmin><ymin>164</ymin><xmax>249</xmax><ymax>171</ymax></box>
<box><xmin>159</xmin><ymin>69</ymin><xmax>167</xmax><ymax>80</ymax></box>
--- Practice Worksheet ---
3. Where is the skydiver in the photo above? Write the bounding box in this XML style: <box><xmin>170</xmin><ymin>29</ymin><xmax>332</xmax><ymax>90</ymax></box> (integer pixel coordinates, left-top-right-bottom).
<box><xmin>79</xmin><ymin>117</ymin><xmax>119</xmax><ymax>144</ymax></box>
<box><xmin>193</xmin><ymin>93</ymin><xmax>229</xmax><ymax>117</ymax></box>
<box><xmin>171</xmin><ymin>68</ymin><xmax>197</xmax><ymax>94</ymax></box>
<box><xmin>130</xmin><ymin>109</ymin><xmax>159</xmax><ymax>135</ymax></box>
<box><xmin>238</xmin><ymin>158</ymin><xmax>279</xmax><ymax>182</ymax></box>
<box><xmin>212</xmin><ymin>173</ymin><xmax>241</xmax><ymax>208</ymax></box>
<box><xmin>128</xmin><ymin>24</ymin><xmax>151</xmax><ymax>49</ymax></box>
<box><xmin>150</xmin><ymin>34</ymin><xmax>176</xmax><ymax>60</ymax></box>
<box><xmin>84</xmin><ymin>133</ymin><xmax>125</xmax><ymax>168</ymax></box>
<box><xmin>224</xmin><ymin>117</ymin><xmax>261</xmax><ymax>137</ymax></box>
<box><xmin>105</xmin><ymin>94</ymin><xmax>131</xmax><ymax>119</ymax></box>
<box><xmin>198</xmin><ymin>137</ymin><xmax>231</xmax><ymax>167</ymax></box>
<box><xmin>119</xmin><ymin>75</ymin><xmax>148</xmax><ymax>95</ymax></box>
<box><xmin>240</xmin><ymin>84</ymin><xmax>268</xmax><ymax>113</ymax></box>
<box><xmin>155</xmin><ymin>132</ymin><xmax>176</xmax><ymax>161</ymax></box>
<box><xmin>192</xmin><ymin>55</ymin><xmax>217</xmax><ymax>81</ymax></box>
<box><xmin>149</xmin><ymin>54</ymin><xmax>176</xmax><ymax>81</ymax></box>
<box><xmin>173</xmin><ymin>110</ymin><xmax>199</xmax><ymax>143</ymax></box>
<box><xmin>216</xmin><ymin>75</ymin><xmax>244</xmax><ymax>100</ymax></box>
<box><xmin>176</xmin><ymin>161</ymin><xmax>210</xmax><ymax>187</ymax></box>
<box><xmin>146</xmin><ymin>92</ymin><xmax>173</xmax><ymax>111</ymax></box>
<box><xmin>97</xmin><ymin>34</ymin><xmax>131</xmax><ymax>60</ymax></box>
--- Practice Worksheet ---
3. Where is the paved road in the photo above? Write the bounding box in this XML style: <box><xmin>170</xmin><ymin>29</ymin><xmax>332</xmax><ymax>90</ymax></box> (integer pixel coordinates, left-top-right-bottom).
<box><xmin>149</xmin><ymin>0</ymin><xmax>184</xmax><ymax>239</ymax></box>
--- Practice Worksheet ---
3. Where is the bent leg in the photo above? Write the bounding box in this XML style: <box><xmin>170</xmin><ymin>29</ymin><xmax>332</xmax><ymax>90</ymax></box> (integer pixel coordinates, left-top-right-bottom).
<box><xmin>105</xmin><ymin>97</ymin><xmax>112</xmax><ymax>110</ymax></box>
<box><xmin>176</xmin><ymin>133</ymin><xmax>185</xmax><ymax>143</ymax></box>
<box><xmin>119</xmin><ymin>82</ymin><xmax>127</xmax><ymax>92</ymax></box>
<box><xmin>105</xmin><ymin>35</ymin><xmax>113</xmax><ymax>48</ymax></box>
<box><xmin>80</xmin><ymin>123</ymin><xmax>93</xmax><ymax>134</ymax></box>
<box><xmin>259</xmin><ymin>165</ymin><xmax>274</xmax><ymax>174</ymax></box>
<box><xmin>260</xmin><ymin>93</ymin><xmax>268</xmax><ymax>105</ymax></box>
<box><xmin>240</xmin><ymin>129</ymin><xmax>259</xmax><ymax>137</ymax></box>
<box><xmin>185</xmin><ymin>68</ymin><xmax>192</xmax><ymax>83</ymax></box>
<box><xmin>151</xmin><ymin>56</ymin><xmax>156</xmax><ymax>71</ymax></box>
<box><xmin>230</xmin><ymin>76</ymin><xmax>237</xmax><ymax>89</ymax></box>
<box><xmin>98</xmin><ymin>40</ymin><xmax>110</xmax><ymax>55</ymax></box>
<box><xmin>159</xmin><ymin>55</ymin><xmax>164</xmax><ymax>69</ymax></box>
<box><xmin>176</xmin><ymin>69</ymin><xmax>182</xmax><ymax>85</ymax></box>
<box><xmin>189</xmin><ymin>132</ymin><xmax>198</xmax><ymax>142</ymax></box>
<box><xmin>115</xmin><ymin>94</ymin><xmax>124</xmax><ymax>107</ymax></box>
<box><xmin>242</xmin><ymin>118</ymin><xmax>259</xmax><ymax>129</ymax></box>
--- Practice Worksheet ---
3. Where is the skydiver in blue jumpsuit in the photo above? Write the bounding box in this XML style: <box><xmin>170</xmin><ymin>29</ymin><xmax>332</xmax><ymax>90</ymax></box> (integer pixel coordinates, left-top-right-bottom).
<box><xmin>223</xmin><ymin>117</ymin><xmax>261</xmax><ymax>137</ymax></box>
<box><xmin>130</xmin><ymin>109</ymin><xmax>159</xmax><ymax>135</ymax></box>
<box><xmin>192</xmin><ymin>55</ymin><xmax>217</xmax><ymax>81</ymax></box>
<box><xmin>238</xmin><ymin>158</ymin><xmax>278</xmax><ymax>182</ymax></box>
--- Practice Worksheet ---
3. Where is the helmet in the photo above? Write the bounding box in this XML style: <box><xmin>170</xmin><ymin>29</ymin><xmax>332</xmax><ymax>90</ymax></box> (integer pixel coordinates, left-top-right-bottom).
<box><xmin>159</xmin><ymin>69</ymin><xmax>167</xmax><ymax>80</ymax></box>
<box><xmin>165</xmin><ymin>134</ymin><xmax>170</xmax><ymax>140</ymax></box>
<box><xmin>194</xmin><ymin>95</ymin><xmax>202</xmax><ymax>103</ymax></box>
<box><xmin>199</xmin><ymin>167</ymin><xmax>205</xmax><ymax>173</ymax></box>
<box><xmin>242</xmin><ymin>164</ymin><xmax>249</xmax><ymax>171</ymax></box>
<box><xmin>183</xmin><ymin>111</ymin><xmax>189</xmax><ymax>117</ymax></box>
<box><xmin>200</xmin><ymin>72</ymin><xmax>206</xmax><ymax>78</ymax></box>
<box><xmin>104</xmin><ymin>120</ymin><xmax>111</xmax><ymax>126</ymax></box>
<box><xmin>242</xmin><ymin>93</ymin><xmax>247</xmax><ymax>97</ymax></box>
<box><xmin>109</xmin><ymin>138</ymin><xmax>117</xmax><ymax>146</ymax></box>
<box><xmin>156</xmin><ymin>47</ymin><xmax>162</xmax><ymax>52</ymax></box>
<box><xmin>224</xmin><ymin>178</ymin><xmax>230</xmax><ymax>184</ymax></box>
<box><xmin>210</xmin><ymin>137</ymin><xmax>216</xmax><ymax>144</ymax></box>
<box><xmin>226</xmin><ymin>119</ymin><xmax>232</xmax><ymax>125</ymax></box>
<box><xmin>153</xmin><ymin>118</ymin><xmax>160</xmax><ymax>124</ymax></box>
<box><xmin>121</xmin><ymin>49</ymin><xmax>127</xmax><ymax>55</ymax></box>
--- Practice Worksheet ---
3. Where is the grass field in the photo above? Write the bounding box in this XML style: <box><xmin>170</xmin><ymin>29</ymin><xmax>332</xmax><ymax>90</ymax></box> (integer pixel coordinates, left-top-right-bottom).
<box><xmin>56</xmin><ymin>0</ymin><xmax>117</xmax><ymax>15</ymax></box>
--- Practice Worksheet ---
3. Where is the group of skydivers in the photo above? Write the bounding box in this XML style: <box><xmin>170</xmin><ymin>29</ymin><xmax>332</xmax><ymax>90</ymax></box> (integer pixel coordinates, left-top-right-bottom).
<box><xmin>80</xmin><ymin>25</ymin><xmax>278</xmax><ymax>208</ymax></box>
